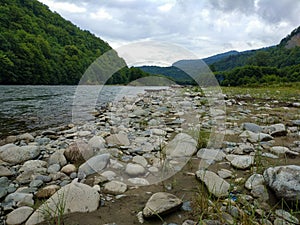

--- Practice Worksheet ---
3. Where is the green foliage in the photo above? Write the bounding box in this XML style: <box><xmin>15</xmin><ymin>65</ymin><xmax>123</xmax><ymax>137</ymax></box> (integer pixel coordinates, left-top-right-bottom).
<box><xmin>0</xmin><ymin>0</ymin><xmax>148</xmax><ymax>85</ymax></box>
<box><xmin>207</xmin><ymin>26</ymin><xmax>300</xmax><ymax>86</ymax></box>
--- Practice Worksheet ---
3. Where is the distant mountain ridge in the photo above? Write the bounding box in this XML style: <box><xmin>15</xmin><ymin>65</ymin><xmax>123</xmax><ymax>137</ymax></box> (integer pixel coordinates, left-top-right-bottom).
<box><xmin>138</xmin><ymin>26</ymin><xmax>300</xmax><ymax>86</ymax></box>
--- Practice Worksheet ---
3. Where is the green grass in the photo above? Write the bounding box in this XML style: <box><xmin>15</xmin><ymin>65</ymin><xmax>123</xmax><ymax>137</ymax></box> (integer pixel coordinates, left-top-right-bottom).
<box><xmin>222</xmin><ymin>82</ymin><xmax>300</xmax><ymax>101</ymax></box>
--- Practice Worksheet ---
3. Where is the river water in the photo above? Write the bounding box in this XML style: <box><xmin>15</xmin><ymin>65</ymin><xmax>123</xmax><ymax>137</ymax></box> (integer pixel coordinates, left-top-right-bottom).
<box><xmin>0</xmin><ymin>85</ymin><xmax>166</xmax><ymax>138</ymax></box>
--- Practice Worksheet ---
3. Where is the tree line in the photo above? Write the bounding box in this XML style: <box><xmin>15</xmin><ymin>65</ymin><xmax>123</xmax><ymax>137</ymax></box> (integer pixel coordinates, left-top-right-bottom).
<box><xmin>0</xmin><ymin>0</ymin><xmax>147</xmax><ymax>85</ymax></box>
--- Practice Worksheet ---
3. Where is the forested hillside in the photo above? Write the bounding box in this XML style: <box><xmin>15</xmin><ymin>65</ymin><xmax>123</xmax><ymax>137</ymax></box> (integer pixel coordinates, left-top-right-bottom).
<box><xmin>210</xmin><ymin>27</ymin><xmax>300</xmax><ymax>86</ymax></box>
<box><xmin>0</xmin><ymin>0</ymin><xmax>147</xmax><ymax>85</ymax></box>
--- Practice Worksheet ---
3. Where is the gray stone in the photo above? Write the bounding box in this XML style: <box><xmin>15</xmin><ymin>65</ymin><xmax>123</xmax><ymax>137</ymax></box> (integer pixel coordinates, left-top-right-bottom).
<box><xmin>18</xmin><ymin>133</ymin><xmax>34</xmax><ymax>142</ymax></box>
<box><xmin>88</xmin><ymin>135</ymin><xmax>106</xmax><ymax>150</ymax></box>
<box><xmin>48</xmin><ymin>149</ymin><xmax>67</xmax><ymax>167</ymax></box>
<box><xmin>0</xmin><ymin>166</ymin><xmax>13</xmax><ymax>177</ymax></box>
<box><xmin>217</xmin><ymin>169</ymin><xmax>233</xmax><ymax>179</ymax></box>
<box><xmin>132</xmin><ymin>155</ymin><xmax>148</xmax><ymax>167</ymax></box>
<box><xmin>165</xmin><ymin>133</ymin><xmax>197</xmax><ymax>158</ymax></box>
<box><xmin>182</xmin><ymin>220</ymin><xmax>197</xmax><ymax>225</ymax></box>
<box><xmin>0</xmin><ymin>177</ymin><xmax>9</xmax><ymax>187</ymax></box>
<box><xmin>274</xmin><ymin>218</ymin><xmax>294</xmax><ymax>225</ymax></box>
<box><xmin>47</xmin><ymin>164</ymin><xmax>61</xmax><ymax>173</ymax></box>
<box><xmin>34</xmin><ymin>175</ymin><xmax>52</xmax><ymax>183</ymax></box>
<box><xmin>78</xmin><ymin>153</ymin><xmax>110</xmax><ymax>176</ymax></box>
<box><xmin>29</xmin><ymin>180</ymin><xmax>43</xmax><ymax>188</ymax></box>
<box><xmin>251</xmin><ymin>184</ymin><xmax>269</xmax><ymax>201</ymax></box>
<box><xmin>292</xmin><ymin>120</ymin><xmax>300</xmax><ymax>126</ymax></box>
<box><xmin>238</xmin><ymin>143</ymin><xmax>255</xmax><ymax>153</ymax></box>
<box><xmin>16</xmin><ymin>171</ymin><xmax>36</xmax><ymax>184</ymax></box>
<box><xmin>105</xmin><ymin>132</ymin><xmax>130</xmax><ymax>146</ymax></box>
<box><xmin>264</xmin><ymin>165</ymin><xmax>300</xmax><ymax>201</ymax></box>
<box><xmin>5</xmin><ymin>192</ymin><xmax>34</xmax><ymax>206</ymax></box>
<box><xmin>125</xmin><ymin>163</ymin><xmax>145</xmax><ymax>177</ymax></box>
<box><xmin>197</xmin><ymin>148</ymin><xmax>226</xmax><ymax>161</ymax></box>
<box><xmin>78</xmin><ymin>130</ymin><xmax>91</xmax><ymax>137</ymax></box>
<box><xmin>61</xmin><ymin>164</ymin><xmax>76</xmax><ymax>175</ymax></box>
<box><xmin>196</xmin><ymin>170</ymin><xmax>230</xmax><ymax>198</ymax></box>
<box><xmin>275</xmin><ymin>209</ymin><xmax>299</xmax><ymax>224</ymax></box>
<box><xmin>26</xmin><ymin>179</ymin><xmax>100</xmax><ymax>225</ymax></box>
<box><xmin>143</xmin><ymin>192</ymin><xmax>183</xmax><ymax>218</ymax></box>
<box><xmin>128</xmin><ymin>178</ymin><xmax>150</xmax><ymax>186</ymax></box>
<box><xmin>6</xmin><ymin>206</ymin><xmax>34</xmax><ymax>225</ymax></box>
<box><xmin>101</xmin><ymin>171</ymin><xmax>116</xmax><ymax>180</ymax></box>
<box><xmin>0</xmin><ymin>187</ymin><xmax>8</xmax><ymax>199</ymax></box>
<box><xmin>270</xmin><ymin>146</ymin><xmax>299</xmax><ymax>156</ymax></box>
<box><xmin>245</xmin><ymin>174</ymin><xmax>265</xmax><ymax>190</ymax></box>
<box><xmin>268</xmin><ymin>123</ymin><xmax>287</xmax><ymax>137</ymax></box>
<box><xmin>262</xmin><ymin>152</ymin><xmax>279</xmax><ymax>159</ymax></box>
<box><xmin>19</xmin><ymin>160</ymin><xmax>47</xmax><ymax>173</ymax></box>
<box><xmin>0</xmin><ymin>144</ymin><xmax>40</xmax><ymax>165</ymax></box>
<box><xmin>103</xmin><ymin>181</ymin><xmax>127</xmax><ymax>195</ymax></box>
<box><xmin>239</xmin><ymin>131</ymin><xmax>273</xmax><ymax>143</ymax></box>
<box><xmin>226</xmin><ymin>154</ymin><xmax>254</xmax><ymax>169</ymax></box>
<box><xmin>242</xmin><ymin>123</ymin><xmax>262</xmax><ymax>133</ymax></box>
<box><xmin>150</xmin><ymin>129</ymin><xmax>166</xmax><ymax>136</ymax></box>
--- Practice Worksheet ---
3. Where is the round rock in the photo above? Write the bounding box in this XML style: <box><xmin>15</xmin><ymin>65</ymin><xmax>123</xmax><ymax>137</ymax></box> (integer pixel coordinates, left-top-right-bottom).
<box><xmin>143</xmin><ymin>192</ymin><xmax>183</xmax><ymax>218</ymax></box>
<box><xmin>6</xmin><ymin>206</ymin><xmax>34</xmax><ymax>225</ymax></box>
<box><xmin>125</xmin><ymin>163</ymin><xmax>145</xmax><ymax>177</ymax></box>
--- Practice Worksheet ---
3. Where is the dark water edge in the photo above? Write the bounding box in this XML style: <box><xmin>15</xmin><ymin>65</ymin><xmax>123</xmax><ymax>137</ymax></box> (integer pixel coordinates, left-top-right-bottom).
<box><xmin>0</xmin><ymin>85</ymin><xmax>167</xmax><ymax>139</ymax></box>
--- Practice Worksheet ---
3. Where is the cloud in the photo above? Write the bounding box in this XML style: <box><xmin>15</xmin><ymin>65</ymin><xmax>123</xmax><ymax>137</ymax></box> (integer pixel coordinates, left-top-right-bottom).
<box><xmin>40</xmin><ymin>0</ymin><xmax>86</xmax><ymax>13</ymax></box>
<box><xmin>38</xmin><ymin>0</ymin><xmax>300</xmax><ymax>59</ymax></box>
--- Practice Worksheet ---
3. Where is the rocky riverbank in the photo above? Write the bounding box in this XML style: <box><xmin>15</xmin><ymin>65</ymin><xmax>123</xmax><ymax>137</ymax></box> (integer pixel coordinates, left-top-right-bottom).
<box><xmin>0</xmin><ymin>86</ymin><xmax>299</xmax><ymax>225</ymax></box>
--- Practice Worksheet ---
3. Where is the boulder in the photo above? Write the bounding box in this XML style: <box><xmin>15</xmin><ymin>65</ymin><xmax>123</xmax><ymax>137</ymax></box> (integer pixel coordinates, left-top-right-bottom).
<box><xmin>0</xmin><ymin>144</ymin><xmax>40</xmax><ymax>165</ymax></box>
<box><xmin>270</xmin><ymin>146</ymin><xmax>299</xmax><ymax>156</ymax></box>
<box><xmin>125</xmin><ymin>163</ymin><xmax>145</xmax><ymax>177</ymax></box>
<box><xmin>264</xmin><ymin>165</ymin><xmax>300</xmax><ymax>202</ymax></box>
<box><xmin>5</xmin><ymin>192</ymin><xmax>34</xmax><ymax>206</ymax></box>
<box><xmin>226</xmin><ymin>155</ymin><xmax>254</xmax><ymax>169</ymax></box>
<box><xmin>78</xmin><ymin>153</ymin><xmax>110</xmax><ymax>176</ymax></box>
<box><xmin>143</xmin><ymin>192</ymin><xmax>183</xmax><ymax>218</ymax></box>
<box><xmin>64</xmin><ymin>141</ymin><xmax>92</xmax><ymax>163</ymax></box>
<box><xmin>6</xmin><ymin>206</ymin><xmax>34</xmax><ymax>225</ymax></box>
<box><xmin>197</xmin><ymin>148</ymin><xmax>226</xmax><ymax>162</ymax></box>
<box><xmin>275</xmin><ymin>209</ymin><xmax>299</xmax><ymax>224</ymax></box>
<box><xmin>25</xmin><ymin>179</ymin><xmax>100</xmax><ymax>225</ymax></box>
<box><xmin>268</xmin><ymin>124</ymin><xmax>287</xmax><ymax>137</ymax></box>
<box><xmin>36</xmin><ymin>184</ymin><xmax>60</xmax><ymax>198</ymax></box>
<box><xmin>0</xmin><ymin>165</ymin><xmax>13</xmax><ymax>177</ymax></box>
<box><xmin>88</xmin><ymin>136</ymin><xmax>106</xmax><ymax>150</ymax></box>
<box><xmin>196</xmin><ymin>170</ymin><xmax>230</xmax><ymax>198</ymax></box>
<box><xmin>17</xmin><ymin>133</ymin><xmax>34</xmax><ymax>142</ymax></box>
<box><xmin>19</xmin><ymin>160</ymin><xmax>47</xmax><ymax>173</ymax></box>
<box><xmin>61</xmin><ymin>164</ymin><xmax>76</xmax><ymax>175</ymax></box>
<box><xmin>245</xmin><ymin>174</ymin><xmax>265</xmax><ymax>190</ymax></box>
<box><xmin>105</xmin><ymin>132</ymin><xmax>130</xmax><ymax>146</ymax></box>
<box><xmin>242</xmin><ymin>123</ymin><xmax>262</xmax><ymax>133</ymax></box>
<box><xmin>239</xmin><ymin>131</ymin><xmax>273</xmax><ymax>143</ymax></box>
<box><xmin>165</xmin><ymin>133</ymin><xmax>197</xmax><ymax>158</ymax></box>
<box><xmin>103</xmin><ymin>181</ymin><xmax>127</xmax><ymax>195</ymax></box>
<box><xmin>132</xmin><ymin>155</ymin><xmax>148</xmax><ymax>167</ymax></box>
<box><xmin>48</xmin><ymin>150</ymin><xmax>67</xmax><ymax>167</ymax></box>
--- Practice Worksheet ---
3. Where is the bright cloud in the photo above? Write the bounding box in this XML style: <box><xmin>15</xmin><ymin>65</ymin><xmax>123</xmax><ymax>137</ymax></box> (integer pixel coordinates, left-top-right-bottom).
<box><xmin>39</xmin><ymin>0</ymin><xmax>86</xmax><ymax>13</ymax></box>
<box><xmin>38</xmin><ymin>0</ymin><xmax>300</xmax><ymax>59</ymax></box>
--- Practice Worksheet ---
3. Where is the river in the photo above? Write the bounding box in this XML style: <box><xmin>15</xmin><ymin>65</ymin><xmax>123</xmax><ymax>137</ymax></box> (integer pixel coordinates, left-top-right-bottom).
<box><xmin>0</xmin><ymin>85</ymin><xmax>167</xmax><ymax>138</ymax></box>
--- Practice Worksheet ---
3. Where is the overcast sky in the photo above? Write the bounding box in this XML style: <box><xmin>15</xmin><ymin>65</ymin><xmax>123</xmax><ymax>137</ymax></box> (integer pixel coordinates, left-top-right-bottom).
<box><xmin>38</xmin><ymin>0</ymin><xmax>300</xmax><ymax>59</ymax></box>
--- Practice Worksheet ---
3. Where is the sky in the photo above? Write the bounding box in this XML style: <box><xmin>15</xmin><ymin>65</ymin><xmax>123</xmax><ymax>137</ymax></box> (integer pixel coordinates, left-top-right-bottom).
<box><xmin>38</xmin><ymin>0</ymin><xmax>300</xmax><ymax>59</ymax></box>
